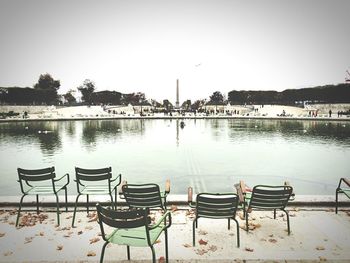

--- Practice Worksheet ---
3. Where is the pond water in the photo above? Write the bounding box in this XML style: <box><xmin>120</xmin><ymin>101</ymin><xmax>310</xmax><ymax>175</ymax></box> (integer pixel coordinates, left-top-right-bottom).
<box><xmin>0</xmin><ymin>119</ymin><xmax>350</xmax><ymax>196</ymax></box>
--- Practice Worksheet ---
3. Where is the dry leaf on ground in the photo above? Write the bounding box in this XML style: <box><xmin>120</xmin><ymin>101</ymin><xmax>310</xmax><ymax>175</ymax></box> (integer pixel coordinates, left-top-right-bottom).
<box><xmin>0</xmin><ymin>233</ymin><xmax>5</xmax><ymax>237</ymax></box>
<box><xmin>87</xmin><ymin>251</ymin><xmax>96</xmax><ymax>257</ymax></box>
<box><xmin>209</xmin><ymin>245</ymin><xmax>217</xmax><ymax>252</ymax></box>
<box><xmin>198</xmin><ymin>230</ymin><xmax>208</xmax><ymax>235</ymax></box>
<box><xmin>158</xmin><ymin>256</ymin><xmax>165</xmax><ymax>263</ymax></box>
<box><xmin>268</xmin><ymin>239</ymin><xmax>277</xmax><ymax>243</ymax></box>
<box><xmin>89</xmin><ymin>237</ymin><xmax>100</xmax><ymax>244</ymax></box>
<box><xmin>56</xmin><ymin>245</ymin><xmax>63</xmax><ymax>251</ymax></box>
<box><xmin>171</xmin><ymin>205</ymin><xmax>178</xmax><ymax>212</ymax></box>
<box><xmin>77</xmin><ymin>230</ymin><xmax>83</xmax><ymax>235</ymax></box>
<box><xmin>316</xmin><ymin>246</ymin><xmax>325</xmax><ymax>250</ymax></box>
<box><xmin>245</xmin><ymin>247</ymin><xmax>254</xmax><ymax>252</ymax></box>
<box><xmin>183</xmin><ymin>243</ymin><xmax>192</xmax><ymax>248</ymax></box>
<box><xmin>195</xmin><ymin>249</ymin><xmax>208</xmax><ymax>255</ymax></box>
<box><xmin>3</xmin><ymin>251</ymin><xmax>13</xmax><ymax>256</ymax></box>
<box><xmin>198</xmin><ymin>239</ymin><xmax>208</xmax><ymax>245</ymax></box>
<box><xmin>85</xmin><ymin>226</ymin><xmax>93</xmax><ymax>230</ymax></box>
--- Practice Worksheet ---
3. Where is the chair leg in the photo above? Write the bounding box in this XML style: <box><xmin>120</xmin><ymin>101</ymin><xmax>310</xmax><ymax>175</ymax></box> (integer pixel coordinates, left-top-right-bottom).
<box><xmin>165</xmin><ymin>228</ymin><xmax>169</xmax><ymax>263</ymax></box>
<box><xmin>274</xmin><ymin>209</ymin><xmax>276</xmax><ymax>219</ymax></box>
<box><xmin>150</xmin><ymin>246</ymin><xmax>156</xmax><ymax>263</ymax></box>
<box><xmin>233</xmin><ymin>218</ymin><xmax>240</xmax><ymax>248</ymax></box>
<box><xmin>100</xmin><ymin>241</ymin><xmax>109</xmax><ymax>263</ymax></box>
<box><xmin>87</xmin><ymin>195</ymin><xmax>89</xmax><ymax>214</ymax></box>
<box><xmin>127</xmin><ymin>245</ymin><xmax>130</xmax><ymax>260</ymax></box>
<box><xmin>55</xmin><ymin>194</ymin><xmax>60</xmax><ymax>226</ymax></box>
<box><xmin>192</xmin><ymin>219</ymin><xmax>196</xmax><ymax>246</ymax></box>
<box><xmin>115</xmin><ymin>190</ymin><xmax>117</xmax><ymax>210</ymax></box>
<box><xmin>195</xmin><ymin>218</ymin><xmax>198</xmax><ymax>228</ymax></box>
<box><xmin>335</xmin><ymin>189</ymin><xmax>339</xmax><ymax>214</ymax></box>
<box><xmin>109</xmin><ymin>194</ymin><xmax>114</xmax><ymax>210</ymax></box>
<box><xmin>228</xmin><ymin>218</ymin><xmax>230</xmax><ymax>230</ymax></box>
<box><xmin>65</xmin><ymin>187</ymin><xmax>68</xmax><ymax>212</ymax></box>
<box><xmin>36</xmin><ymin>194</ymin><xmax>39</xmax><ymax>214</ymax></box>
<box><xmin>283</xmin><ymin>209</ymin><xmax>290</xmax><ymax>235</ymax></box>
<box><xmin>72</xmin><ymin>194</ymin><xmax>81</xmax><ymax>227</ymax></box>
<box><xmin>16</xmin><ymin>194</ymin><xmax>26</xmax><ymax>227</ymax></box>
<box><xmin>245</xmin><ymin>211</ymin><xmax>249</xmax><ymax>233</ymax></box>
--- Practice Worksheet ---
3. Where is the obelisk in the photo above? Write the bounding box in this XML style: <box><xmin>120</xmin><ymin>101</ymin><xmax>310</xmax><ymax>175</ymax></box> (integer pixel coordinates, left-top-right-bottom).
<box><xmin>176</xmin><ymin>79</ymin><xmax>179</xmax><ymax>108</ymax></box>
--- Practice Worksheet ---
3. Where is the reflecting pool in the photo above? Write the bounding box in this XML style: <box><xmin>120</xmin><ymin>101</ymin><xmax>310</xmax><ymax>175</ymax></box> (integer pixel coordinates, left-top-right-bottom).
<box><xmin>1</xmin><ymin>119</ymin><xmax>349</xmax><ymax>196</ymax></box>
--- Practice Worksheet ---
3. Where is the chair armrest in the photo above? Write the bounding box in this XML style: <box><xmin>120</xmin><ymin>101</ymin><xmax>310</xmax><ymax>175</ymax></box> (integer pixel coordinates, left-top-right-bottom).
<box><xmin>165</xmin><ymin>179</ymin><xmax>170</xmax><ymax>194</ymax></box>
<box><xmin>284</xmin><ymin>181</ymin><xmax>295</xmax><ymax>201</ymax></box>
<box><xmin>54</xmin><ymin>173</ymin><xmax>70</xmax><ymax>186</ymax></box>
<box><xmin>149</xmin><ymin>211</ymin><xmax>172</xmax><ymax>229</ymax></box>
<box><xmin>340</xmin><ymin>178</ymin><xmax>350</xmax><ymax>188</ymax></box>
<box><xmin>111</xmin><ymin>174</ymin><xmax>122</xmax><ymax>190</ymax></box>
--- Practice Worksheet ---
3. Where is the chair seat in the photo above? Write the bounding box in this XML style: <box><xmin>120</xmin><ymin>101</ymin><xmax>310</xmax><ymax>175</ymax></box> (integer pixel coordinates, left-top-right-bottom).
<box><xmin>339</xmin><ymin>188</ymin><xmax>350</xmax><ymax>199</ymax></box>
<box><xmin>24</xmin><ymin>184</ymin><xmax>66</xmax><ymax>195</ymax></box>
<box><xmin>80</xmin><ymin>185</ymin><xmax>112</xmax><ymax>195</ymax></box>
<box><xmin>107</xmin><ymin>225</ymin><xmax>165</xmax><ymax>247</ymax></box>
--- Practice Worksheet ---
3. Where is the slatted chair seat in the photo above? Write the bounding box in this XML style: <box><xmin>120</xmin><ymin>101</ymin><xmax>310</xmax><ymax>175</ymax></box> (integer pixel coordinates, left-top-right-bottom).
<box><xmin>16</xmin><ymin>167</ymin><xmax>69</xmax><ymax>227</ymax></box>
<box><xmin>188</xmin><ymin>191</ymin><xmax>240</xmax><ymax>248</ymax></box>
<box><xmin>72</xmin><ymin>167</ymin><xmax>121</xmax><ymax>227</ymax></box>
<box><xmin>336</xmin><ymin>178</ymin><xmax>350</xmax><ymax>214</ymax></box>
<box><xmin>107</xmin><ymin>225</ymin><xmax>166</xmax><ymax>247</ymax></box>
<box><xmin>244</xmin><ymin>184</ymin><xmax>293</xmax><ymax>235</ymax></box>
<box><xmin>96</xmin><ymin>204</ymin><xmax>171</xmax><ymax>263</ymax></box>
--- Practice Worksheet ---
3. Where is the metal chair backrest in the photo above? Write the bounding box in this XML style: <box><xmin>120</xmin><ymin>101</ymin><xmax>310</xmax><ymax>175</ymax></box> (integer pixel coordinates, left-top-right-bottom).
<box><xmin>122</xmin><ymin>183</ymin><xmax>164</xmax><ymax>210</ymax></box>
<box><xmin>75</xmin><ymin>167</ymin><xmax>112</xmax><ymax>182</ymax></box>
<box><xmin>249</xmin><ymin>185</ymin><xmax>293</xmax><ymax>210</ymax></box>
<box><xmin>196</xmin><ymin>193</ymin><xmax>239</xmax><ymax>219</ymax></box>
<box><xmin>96</xmin><ymin>204</ymin><xmax>152</xmax><ymax>245</ymax></box>
<box><xmin>18</xmin><ymin>167</ymin><xmax>56</xmax><ymax>181</ymax></box>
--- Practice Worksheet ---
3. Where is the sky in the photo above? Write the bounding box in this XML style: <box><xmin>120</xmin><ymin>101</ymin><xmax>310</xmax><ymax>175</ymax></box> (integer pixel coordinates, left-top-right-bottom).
<box><xmin>0</xmin><ymin>0</ymin><xmax>349</xmax><ymax>103</ymax></box>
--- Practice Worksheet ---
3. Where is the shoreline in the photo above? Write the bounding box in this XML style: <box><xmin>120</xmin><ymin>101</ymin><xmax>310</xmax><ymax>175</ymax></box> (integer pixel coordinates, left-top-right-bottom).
<box><xmin>1</xmin><ymin>114</ymin><xmax>350</xmax><ymax>123</ymax></box>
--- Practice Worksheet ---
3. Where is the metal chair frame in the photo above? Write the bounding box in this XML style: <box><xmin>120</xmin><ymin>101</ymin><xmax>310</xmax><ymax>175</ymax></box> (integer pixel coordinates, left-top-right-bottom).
<box><xmin>16</xmin><ymin>167</ymin><xmax>69</xmax><ymax>226</ymax></box>
<box><xmin>72</xmin><ymin>167</ymin><xmax>121</xmax><ymax>227</ymax></box>
<box><xmin>335</xmin><ymin>178</ymin><xmax>350</xmax><ymax>214</ymax></box>
<box><xmin>189</xmin><ymin>192</ymin><xmax>240</xmax><ymax>247</ymax></box>
<box><xmin>96</xmin><ymin>204</ymin><xmax>171</xmax><ymax>263</ymax></box>
<box><xmin>245</xmin><ymin>185</ymin><xmax>293</xmax><ymax>235</ymax></box>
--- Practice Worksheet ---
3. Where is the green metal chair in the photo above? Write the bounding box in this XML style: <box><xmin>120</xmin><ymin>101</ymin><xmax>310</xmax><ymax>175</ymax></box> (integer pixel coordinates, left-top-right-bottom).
<box><xmin>335</xmin><ymin>178</ymin><xmax>350</xmax><ymax>214</ymax></box>
<box><xmin>188</xmin><ymin>189</ymin><xmax>240</xmax><ymax>247</ymax></box>
<box><xmin>96</xmin><ymin>203</ymin><xmax>172</xmax><ymax>263</ymax></box>
<box><xmin>122</xmin><ymin>182</ymin><xmax>170</xmax><ymax>211</ymax></box>
<box><xmin>16</xmin><ymin>167</ymin><xmax>69</xmax><ymax>226</ymax></box>
<box><xmin>72</xmin><ymin>167</ymin><xmax>121</xmax><ymax>227</ymax></box>
<box><xmin>244</xmin><ymin>184</ymin><xmax>293</xmax><ymax>235</ymax></box>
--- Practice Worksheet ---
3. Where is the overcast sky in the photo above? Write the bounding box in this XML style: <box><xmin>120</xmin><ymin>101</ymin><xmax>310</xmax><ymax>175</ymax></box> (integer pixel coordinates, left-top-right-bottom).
<box><xmin>0</xmin><ymin>0</ymin><xmax>349</xmax><ymax>103</ymax></box>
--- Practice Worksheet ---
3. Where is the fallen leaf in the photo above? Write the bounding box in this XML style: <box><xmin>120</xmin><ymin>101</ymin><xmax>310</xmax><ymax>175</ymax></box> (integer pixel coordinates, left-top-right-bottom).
<box><xmin>198</xmin><ymin>239</ymin><xmax>208</xmax><ymax>245</ymax></box>
<box><xmin>195</xmin><ymin>249</ymin><xmax>208</xmax><ymax>255</ymax></box>
<box><xmin>0</xmin><ymin>233</ymin><xmax>5</xmax><ymax>237</ymax></box>
<box><xmin>183</xmin><ymin>243</ymin><xmax>192</xmax><ymax>248</ymax></box>
<box><xmin>56</xmin><ymin>245</ymin><xmax>63</xmax><ymax>251</ymax></box>
<box><xmin>209</xmin><ymin>245</ymin><xmax>217</xmax><ymax>252</ymax></box>
<box><xmin>158</xmin><ymin>256</ymin><xmax>165</xmax><ymax>263</ymax></box>
<box><xmin>85</xmin><ymin>226</ymin><xmax>93</xmax><ymax>230</ymax></box>
<box><xmin>245</xmin><ymin>247</ymin><xmax>254</xmax><ymax>252</ymax></box>
<box><xmin>87</xmin><ymin>251</ymin><xmax>96</xmax><ymax>257</ymax></box>
<box><xmin>268</xmin><ymin>239</ymin><xmax>277</xmax><ymax>243</ymax></box>
<box><xmin>155</xmin><ymin>239</ymin><xmax>161</xmax><ymax>244</ymax></box>
<box><xmin>24</xmin><ymin>237</ymin><xmax>34</xmax><ymax>244</ymax></box>
<box><xmin>198</xmin><ymin>230</ymin><xmax>208</xmax><ymax>235</ymax></box>
<box><xmin>89</xmin><ymin>237</ymin><xmax>100</xmax><ymax>244</ymax></box>
<box><xmin>316</xmin><ymin>246</ymin><xmax>325</xmax><ymax>250</ymax></box>
<box><xmin>171</xmin><ymin>205</ymin><xmax>178</xmax><ymax>212</ymax></box>
<box><xmin>65</xmin><ymin>215</ymin><xmax>73</xmax><ymax>219</ymax></box>
<box><xmin>77</xmin><ymin>230</ymin><xmax>83</xmax><ymax>235</ymax></box>
<box><xmin>3</xmin><ymin>251</ymin><xmax>13</xmax><ymax>256</ymax></box>
<box><xmin>319</xmin><ymin>256</ymin><xmax>327</xmax><ymax>261</ymax></box>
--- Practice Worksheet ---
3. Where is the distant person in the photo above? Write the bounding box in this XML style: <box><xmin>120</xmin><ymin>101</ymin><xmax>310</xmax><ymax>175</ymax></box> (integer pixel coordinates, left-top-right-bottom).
<box><xmin>329</xmin><ymin>109</ymin><xmax>332</xmax><ymax>117</ymax></box>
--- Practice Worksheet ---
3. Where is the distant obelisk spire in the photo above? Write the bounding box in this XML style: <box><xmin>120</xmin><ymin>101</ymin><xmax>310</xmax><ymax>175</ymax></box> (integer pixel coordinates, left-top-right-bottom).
<box><xmin>176</xmin><ymin>79</ymin><xmax>180</xmax><ymax>108</ymax></box>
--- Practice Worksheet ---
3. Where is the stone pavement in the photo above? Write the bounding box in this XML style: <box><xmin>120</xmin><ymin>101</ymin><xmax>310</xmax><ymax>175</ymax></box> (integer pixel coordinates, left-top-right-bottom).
<box><xmin>0</xmin><ymin>206</ymin><xmax>350</xmax><ymax>262</ymax></box>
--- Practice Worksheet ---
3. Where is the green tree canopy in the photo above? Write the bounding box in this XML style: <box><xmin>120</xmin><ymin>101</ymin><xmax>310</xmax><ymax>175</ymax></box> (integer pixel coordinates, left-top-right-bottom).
<box><xmin>209</xmin><ymin>91</ymin><xmax>224</xmax><ymax>104</ymax></box>
<box><xmin>63</xmin><ymin>89</ymin><xmax>77</xmax><ymax>104</ymax></box>
<box><xmin>34</xmin><ymin>73</ymin><xmax>60</xmax><ymax>91</ymax></box>
<box><xmin>78</xmin><ymin>79</ymin><xmax>95</xmax><ymax>104</ymax></box>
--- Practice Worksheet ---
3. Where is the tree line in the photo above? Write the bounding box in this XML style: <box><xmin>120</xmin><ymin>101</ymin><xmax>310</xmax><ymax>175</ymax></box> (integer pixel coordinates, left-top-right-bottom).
<box><xmin>1</xmin><ymin>73</ymin><xmax>350</xmax><ymax>107</ymax></box>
